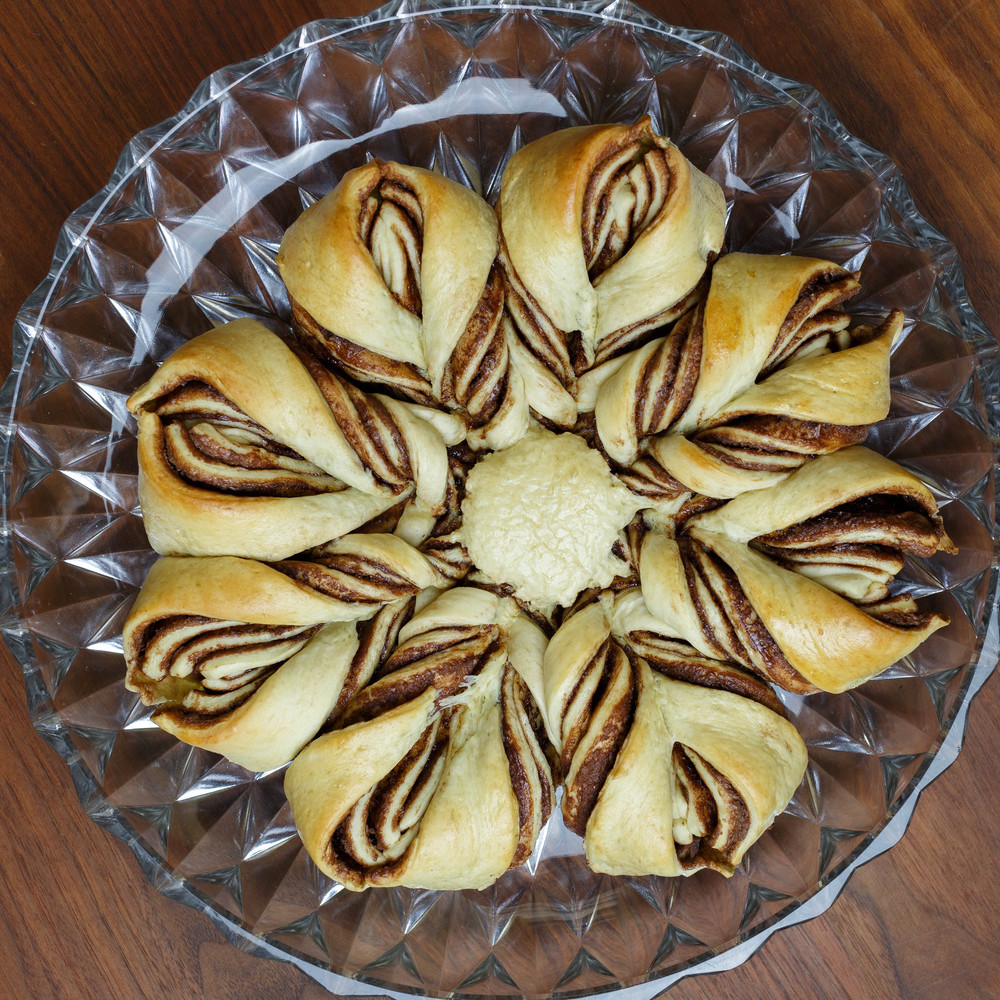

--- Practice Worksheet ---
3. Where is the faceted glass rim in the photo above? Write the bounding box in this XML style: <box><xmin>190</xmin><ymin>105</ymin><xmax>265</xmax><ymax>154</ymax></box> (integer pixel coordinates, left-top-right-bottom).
<box><xmin>2</xmin><ymin>1</ymin><xmax>998</xmax><ymax>997</ymax></box>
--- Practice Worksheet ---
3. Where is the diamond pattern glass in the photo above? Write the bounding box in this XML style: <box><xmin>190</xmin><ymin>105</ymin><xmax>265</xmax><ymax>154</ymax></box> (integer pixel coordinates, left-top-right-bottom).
<box><xmin>2</xmin><ymin>2</ymin><xmax>998</xmax><ymax>997</ymax></box>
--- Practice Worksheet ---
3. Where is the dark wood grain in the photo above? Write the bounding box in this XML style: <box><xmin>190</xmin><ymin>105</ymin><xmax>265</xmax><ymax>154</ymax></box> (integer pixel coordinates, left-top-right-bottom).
<box><xmin>1</xmin><ymin>2</ymin><xmax>998</xmax><ymax>998</ymax></box>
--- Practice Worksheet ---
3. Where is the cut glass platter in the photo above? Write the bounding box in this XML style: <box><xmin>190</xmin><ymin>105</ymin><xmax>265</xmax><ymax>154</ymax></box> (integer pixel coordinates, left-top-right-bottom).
<box><xmin>2</xmin><ymin>1</ymin><xmax>998</xmax><ymax>997</ymax></box>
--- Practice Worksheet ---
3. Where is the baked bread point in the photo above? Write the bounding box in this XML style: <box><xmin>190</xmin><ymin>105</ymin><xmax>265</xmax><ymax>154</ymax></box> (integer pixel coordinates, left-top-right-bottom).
<box><xmin>284</xmin><ymin>588</ymin><xmax>553</xmax><ymax>890</ymax></box>
<box><xmin>542</xmin><ymin>593</ymin><xmax>807</xmax><ymax>877</ymax></box>
<box><xmin>124</xmin><ymin>556</ymin><xmax>415</xmax><ymax>771</ymax></box>
<box><xmin>128</xmin><ymin>318</ymin><xmax>455</xmax><ymax>559</ymax></box>
<box><xmin>595</xmin><ymin>251</ymin><xmax>898</xmax><ymax>501</ymax></box>
<box><xmin>498</xmin><ymin>115</ymin><xmax>725</xmax><ymax>426</ymax></box>
<box><xmin>639</xmin><ymin>447</ymin><xmax>954</xmax><ymax>693</ymax></box>
<box><xmin>278</xmin><ymin>160</ymin><xmax>529</xmax><ymax>451</ymax></box>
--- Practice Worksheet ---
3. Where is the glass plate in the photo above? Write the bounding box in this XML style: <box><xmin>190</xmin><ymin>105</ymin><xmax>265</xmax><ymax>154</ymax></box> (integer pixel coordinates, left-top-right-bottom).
<box><xmin>2</xmin><ymin>1</ymin><xmax>998</xmax><ymax>996</ymax></box>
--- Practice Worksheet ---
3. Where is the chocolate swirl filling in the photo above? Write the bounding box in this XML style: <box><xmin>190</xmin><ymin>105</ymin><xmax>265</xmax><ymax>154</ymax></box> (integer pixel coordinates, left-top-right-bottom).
<box><xmin>152</xmin><ymin>382</ymin><xmax>345</xmax><ymax>497</ymax></box>
<box><xmin>127</xmin><ymin>615</ymin><xmax>321</xmax><ymax>716</ymax></box>
<box><xmin>441</xmin><ymin>264</ymin><xmax>512</xmax><ymax>429</ymax></box>
<box><xmin>559</xmin><ymin>637</ymin><xmax>637</xmax><ymax>835</ymax></box>
<box><xmin>626</xmin><ymin>629</ymin><xmax>786</xmax><ymax>716</ymax></box>
<box><xmin>501</xmin><ymin>236</ymin><xmax>587</xmax><ymax>387</ymax></box>
<box><xmin>693</xmin><ymin>415</ymin><xmax>870</xmax><ymax>473</ymax></box>
<box><xmin>292</xmin><ymin>347</ymin><xmax>415</xmax><ymax>491</ymax></box>
<box><xmin>501</xmin><ymin>666</ymin><xmax>554</xmax><ymax>866</ymax></box>
<box><xmin>331</xmin><ymin>715</ymin><xmax>450</xmax><ymax>872</ymax></box>
<box><xmin>274</xmin><ymin>547</ymin><xmax>428</xmax><ymax>608</ymax></box>
<box><xmin>763</xmin><ymin>271</ymin><xmax>859</xmax><ymax>371</ymax></box>
<box><xmin>326</xmin><ymin>600</ymin><xmax>415</xmax><ymax>727</ymax></box>
<box><xmin>583</xmin><ymin>135</ymin><xmax>698</xmax><ymax>362</ymax></box>
<box><xmin>362</xmin><ymin>175</ymin><xmax>424</xmax><ymax>315</ymax></box>
<box><xmin>583</xmin><ymin>138</ymin><xmax>673</xmax><ymax>277</ymax></box>
<box><xmin>597</xmin><ymin>304</ymin><xmax>702</xmax><ymax>498</ymax></box>
<box><xmin>292</xmin><ymin>302</ymin><xmax>434</xmax><ymax>405</ymax></box>
<box><xmin>751</xmin><ymin>491</ymin><xmax>947</xmax><ymax>607</ymax></box>
<box><xmin>356</xmin><ymin>445</ymin><xmax>474</xmax><ymax>582</ymax></box>
<box><xmin>670</xmin><ymin>746</ymin><xmax>750</xmax><ymax>872</ymax></box>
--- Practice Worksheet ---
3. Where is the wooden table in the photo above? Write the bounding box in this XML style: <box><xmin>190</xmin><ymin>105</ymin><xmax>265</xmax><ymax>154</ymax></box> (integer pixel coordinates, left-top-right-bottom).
<box><xmin>2</xmin><ymin>2</ymin><xmax>998</xmax><ymax>997</ymax></box>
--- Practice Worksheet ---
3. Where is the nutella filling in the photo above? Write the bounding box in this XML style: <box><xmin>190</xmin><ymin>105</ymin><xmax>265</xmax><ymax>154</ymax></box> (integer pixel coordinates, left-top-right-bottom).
<box><xmin>128</xmin><ymin>616</ymin><xmax>320</xmax><ymax>716</ymax></box>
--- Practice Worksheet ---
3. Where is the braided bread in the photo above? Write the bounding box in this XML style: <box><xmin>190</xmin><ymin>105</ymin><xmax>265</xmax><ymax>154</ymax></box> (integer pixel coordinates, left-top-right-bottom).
<box><xmin>284</xmin><ymin>587</ymin><xmax>553</xmax><ymax>890</ymax></box>
<box><xmin>128</xmin><ymin>318</ymin><xmax>458</xmax><ymax>559</ymax></box>
<box><xmin>498</xmin><ymin>115</ymin><xmax>725</xmax><ymax>426</ymax></box>
<box><xmin>542</xmin><ymin>591</ymin><xmax>807</xmax><ymax>877</ymax></box>
<box><xmin>639</xmin><ymin>447</ymin><xmax>954</xmax><ymax>693</ymax></box>
<box><xmin>120</xmin><ymin>118</ymin><xmax>961</xmax><ymax>891</ymax></box>
<box><xmin>278</xmin><ymin>160</ymin><xmax>528</xmax><ymax>450</ymax></box>
<box><xmin>596</xmin><ymin>252</ymin><xmax>899</xmax><ymax>500</ymax></box>
<box><xmin>123</xmin><ymin>555</ymin><xmax>413</xmax><ymax>770</ymax></box>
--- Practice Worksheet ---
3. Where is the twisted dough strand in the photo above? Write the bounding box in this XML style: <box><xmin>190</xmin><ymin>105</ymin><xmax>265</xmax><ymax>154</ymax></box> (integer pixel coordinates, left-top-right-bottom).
<box><xmin>274</xmin><ymin>532</ymin><xmax>452</xmax><ymax>609</ymax></box>
<box><xmin>128</xmin><ymin>319</ymin><xmax>455</xmax><ymax>560</ymax></box>
<box><xmin>639</xmin><ymin>447</ymin><xmax>954</xmax><ymax>693</ymax></box>
<box><xmin>542</xmin><ymin>592</ymin><xmax>806</xmax><ymax>877</ymax></box>
<box><xmin>596</xmin><ymin>252</ymin><xmax>895</xmax><ymax>500</ymax></box>
<box><xmin>284</xmin><ymin>588</ymin><xmax>553</xmax><ymax>890</ymax></box>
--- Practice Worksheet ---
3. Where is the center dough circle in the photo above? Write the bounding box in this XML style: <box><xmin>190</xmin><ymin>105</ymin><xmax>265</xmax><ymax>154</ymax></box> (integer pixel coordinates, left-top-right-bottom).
<box><xmin>460</xmin><ymin>427</ymin><xmax>645</xmax><ymax>609</ymax></box>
